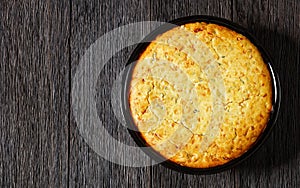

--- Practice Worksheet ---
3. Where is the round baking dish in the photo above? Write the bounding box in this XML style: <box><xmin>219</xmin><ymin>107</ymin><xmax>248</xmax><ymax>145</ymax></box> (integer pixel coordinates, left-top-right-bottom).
<box><xmin>121</xmin><ymin>15</ymin><xmax>281</xmax><ymax>174</ymax></box>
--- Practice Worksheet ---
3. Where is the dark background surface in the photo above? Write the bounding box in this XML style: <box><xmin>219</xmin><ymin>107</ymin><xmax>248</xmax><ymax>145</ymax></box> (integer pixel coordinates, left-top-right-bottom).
<box><xmin>0</xmin><ymin>0</ymin><xmax>299</xmax><ymax>187</ymax></box>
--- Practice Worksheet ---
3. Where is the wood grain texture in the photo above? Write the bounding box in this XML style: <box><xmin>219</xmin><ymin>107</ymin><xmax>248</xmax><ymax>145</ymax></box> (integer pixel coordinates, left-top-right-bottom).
<box><xmin>69</xmin><ymin>0</ymin><xmax>152</xmax><ymax>187</ymax></box>
<box><xmin>0</xmin><ymin>0</ymin><xmax>299</xmax><ymax>187</ymax></box>
<box><xmin>0</xmin><ymin>0</ymin><xmax>70</xmax><ymax>187</ymax></box>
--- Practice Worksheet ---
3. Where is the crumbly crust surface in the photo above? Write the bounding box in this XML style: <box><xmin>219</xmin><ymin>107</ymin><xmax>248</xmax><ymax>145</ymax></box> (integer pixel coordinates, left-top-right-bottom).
<box><xmin>129</xmin><ymin>22</ymin><xmax>272</xmax><ymax>168</ymax></box>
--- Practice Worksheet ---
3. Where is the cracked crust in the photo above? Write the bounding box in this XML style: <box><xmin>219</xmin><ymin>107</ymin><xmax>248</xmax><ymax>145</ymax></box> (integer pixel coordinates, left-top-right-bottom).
<box><xmin>128</xmin><ymin>22</ymin><xmax>273</xmax><ymax>168</ymax></box>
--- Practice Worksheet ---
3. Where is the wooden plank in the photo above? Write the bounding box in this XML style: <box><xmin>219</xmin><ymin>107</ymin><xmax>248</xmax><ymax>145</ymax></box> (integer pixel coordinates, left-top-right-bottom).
<box><xmin>0</xmin><ymin>1</ymin><xmax>70</xmax><ymax>187</ymax></box>
<box><xmin>0</xmin><ymin>0</ymin><xmax>298</xmax><ymax>187</ymax></box>
<box><xmin>149</xmin><ymin>0</ymin><xmax>232</xmax><ymax>22</ymax></box>
<box><xmin>149</xmin><ymin>0</ymin><xmax>236</xmax><ymax>187</ymax></box>
<box><xmin>232</xmin><ymin>0</ymin><xmax>300</xmax><ymax>187</ymax></box>
<box><xmin>69</xmin><ymin>0</ymin><xmax>152</xmax><ymax>187</ymax></box>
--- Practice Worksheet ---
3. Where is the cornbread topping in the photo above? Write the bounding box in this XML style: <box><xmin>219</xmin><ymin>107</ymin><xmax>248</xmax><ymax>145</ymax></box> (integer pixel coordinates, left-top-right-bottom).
<box><xmin>128</xmin><ymin>22</ymin><xmax>272</xmax><ymax>168</ymax></box>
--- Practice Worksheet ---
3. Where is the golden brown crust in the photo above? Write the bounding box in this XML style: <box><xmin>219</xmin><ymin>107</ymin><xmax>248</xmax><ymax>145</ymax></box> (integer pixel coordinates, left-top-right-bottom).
<box><xmin>129</xmin><ymin>22</ymin><xmax>272</xmax><ymax>168</ymax></box>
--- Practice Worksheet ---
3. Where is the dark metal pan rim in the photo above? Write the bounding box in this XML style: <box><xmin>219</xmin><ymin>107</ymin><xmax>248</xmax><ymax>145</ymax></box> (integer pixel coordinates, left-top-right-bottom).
<box><xmin>121</xmin><ymin>15</ymin><xmax>281</xmax><ymax>175</ymax></box>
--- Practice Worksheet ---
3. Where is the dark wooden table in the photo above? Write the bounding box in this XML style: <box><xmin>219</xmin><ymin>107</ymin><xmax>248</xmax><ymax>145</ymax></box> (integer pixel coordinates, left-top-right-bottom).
<box><xmin>1</xmin><ymin>0</ymin><xmax>299</xmax><ymax>187</ymax></box>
